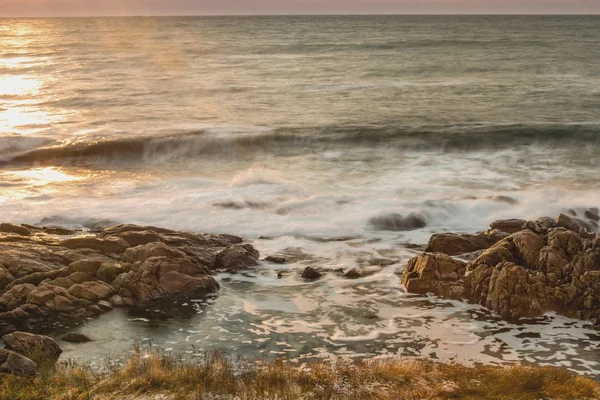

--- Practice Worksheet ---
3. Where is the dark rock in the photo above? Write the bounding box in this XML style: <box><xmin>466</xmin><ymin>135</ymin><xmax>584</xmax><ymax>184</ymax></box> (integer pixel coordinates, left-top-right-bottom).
<box><xmin>0</xmin><ymin>223</ymin><xmax>32</xmax><ymax>236</ymax></box>
<box><xmin>342</xmin><ymin>268</ymin><xmax>362</xmax><ymax>279</ymax></box>
<box><xmin>97</xmin><ymin>300</ymin><xmax>113</xmax><ymax>311</ymax></box>
<box><xmin>3</xmin><ymin>332</ymin><xmax>62</xmax><ymax>366</ymax></box>
<box><xmin>301</xmin><ymin>267</ymin><xmax>321</xmax><ymax>280</ymax></box>
<box><xmin>0</xmin><ymin>321</ymin><xmax>16</xmax><ymax>337</ymax></box>
<box><xmin>585</xmin><ymin>209</ymin><xmax>600</xmax><ymax>222</ymax></box>
<box><xmin>369</xmin><ymin>213</ymin><xmax>426</xmax><ymax>231</ymax></box>
<box><xmin>61</xmin><ymin>332</ymin><xmax>92</xmax><ymax>343</ymax></box>
<box><xmin>489</xmin><ymin>196</ymin><xmax>519</xmax><ymax>205</ymax></box>
<box><xmin>0</xmin><ymin>349</ymin><xmax>38</xmax><ymax>376</ymax></box>
<box><xmin>265</xmin><ymin>256</ymin><xmax>287</xmax><ymax>264</ymax></box>
<box><xmin>214</xmin><ymin>244</ymin><xmax>260</xmax><ymax>271</ymax></box>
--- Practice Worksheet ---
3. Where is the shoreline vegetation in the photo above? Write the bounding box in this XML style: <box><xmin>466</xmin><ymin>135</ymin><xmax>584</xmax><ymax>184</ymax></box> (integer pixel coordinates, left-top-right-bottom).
<box><xmin>2</xmin><ymin>345</ymin><xmax>599</xmax><ymax>400</ymax></box>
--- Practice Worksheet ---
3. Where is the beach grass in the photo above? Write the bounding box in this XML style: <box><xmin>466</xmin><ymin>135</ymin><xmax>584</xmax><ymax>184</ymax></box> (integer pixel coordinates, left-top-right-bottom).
<box><xmin>1</xmin><ymin>345</ymin><xmax>598</xmax><ymax>400</ymax></box>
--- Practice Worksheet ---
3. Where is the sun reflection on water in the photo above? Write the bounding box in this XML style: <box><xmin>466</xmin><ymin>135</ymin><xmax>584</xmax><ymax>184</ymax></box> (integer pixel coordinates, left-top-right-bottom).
<box><xmin>7</xmin><ymin>167</ymin><xmax>84</xmax><ymax>186</ymax></box>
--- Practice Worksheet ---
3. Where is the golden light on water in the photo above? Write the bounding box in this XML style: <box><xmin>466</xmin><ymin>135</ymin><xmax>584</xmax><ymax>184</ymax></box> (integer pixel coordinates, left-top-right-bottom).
<box><xmin>0</xmin><ymin>76</ymin><xmax>42</xmax><ymax>96</ymax></box>
<box><xmin>7</xmin><ymin>167</ymin><xmax>83</xmax><ymax>186</ymax></box>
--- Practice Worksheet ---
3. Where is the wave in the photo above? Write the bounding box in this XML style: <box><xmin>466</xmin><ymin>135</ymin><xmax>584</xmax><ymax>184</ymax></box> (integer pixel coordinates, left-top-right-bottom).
<box><xmin>1</xmin><ymin>123</ymin><xmax>598</xmax><ymax>168</ymax></box>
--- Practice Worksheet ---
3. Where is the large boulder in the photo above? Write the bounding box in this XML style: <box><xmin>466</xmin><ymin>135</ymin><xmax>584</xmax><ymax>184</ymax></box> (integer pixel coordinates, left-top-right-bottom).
<box><xmin>214</xmin><ymin>244</ymin><xmax>260</xmax><ymax>271</ymax></box>
<box><xmin>68</xmin><ymin>281</ymin><xmax>115</xmax><ymax>302</ymax></box>
<box><xmin>0</xmin><ymin>349</ymin><xmax>38</xmax><ymax>376</ymax></box>
<box><xmin>3</xmin><ymin>332</ymin><xmax>62</xmax><ymax>366</ymax></box>
<box><xmin>401</xmin><ymin>253</ymin><xmax>466</xmax><ymax>298</ymax></box>
<box><xmin>123</xmin><ymin>242</ymin><xmax>187</xmax><ymax>264</ymax></box>
<box><xmin>117</xmin><ymin>257</ymin><xmax>219</xmax><ymax>306</ymax></box>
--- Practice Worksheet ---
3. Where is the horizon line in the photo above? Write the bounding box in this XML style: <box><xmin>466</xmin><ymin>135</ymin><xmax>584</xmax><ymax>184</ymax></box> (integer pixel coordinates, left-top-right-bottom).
<box><xmin>1</xmin><ymin>13</ymin><xmax>600</xmax><ymax>18</ymax></box>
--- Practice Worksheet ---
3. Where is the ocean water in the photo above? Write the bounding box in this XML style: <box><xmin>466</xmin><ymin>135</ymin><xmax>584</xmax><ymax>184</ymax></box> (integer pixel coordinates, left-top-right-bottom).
<box><xmin>1</xmin><ymin>16</ymin><xmax>600</xmax><ymax>374</ymax></box>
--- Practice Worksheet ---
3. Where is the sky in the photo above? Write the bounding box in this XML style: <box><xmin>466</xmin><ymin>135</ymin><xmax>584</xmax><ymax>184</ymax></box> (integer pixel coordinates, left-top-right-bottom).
<box><xmin>0</xmin><ymin>0</ymin><xmax>599</xmax><ymax>17</ymax></box>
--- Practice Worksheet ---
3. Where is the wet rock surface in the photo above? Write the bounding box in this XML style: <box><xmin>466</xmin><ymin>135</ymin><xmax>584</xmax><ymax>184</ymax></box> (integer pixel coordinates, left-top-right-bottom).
<box><xmin>402</xmin><ymin>213</ymin><xmax>600</xmax><ymax>321</ymax></box>
<box><xmin>0</xmin><ymin>223</ymin><xmax>258</xmax><ymax>333</ymax></box>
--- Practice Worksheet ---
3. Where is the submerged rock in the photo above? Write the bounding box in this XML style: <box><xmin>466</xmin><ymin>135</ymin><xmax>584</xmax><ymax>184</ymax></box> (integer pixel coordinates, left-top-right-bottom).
<box><xmin>301</xmin><ymin>267</ymin><xmax>321</xmax><ymax>280</ymax></box>
<box><xmin>62</xmin><ymin>332</ymin><xmax>92</xmax><ymax>343</ymax></box>
<box><xmin>265</xmin><ymin>256</ymin><xmax>287</xmax><ymax>264</ymax></box>
<box><xmin>369</xmin><ymin>213</ymin><xmax>426</xmax><ymax>231</ymax></box>
<box><xmin>214</xmin><ymin>244</ymin><xmax>260</xmax><ymax>271</ymax></box>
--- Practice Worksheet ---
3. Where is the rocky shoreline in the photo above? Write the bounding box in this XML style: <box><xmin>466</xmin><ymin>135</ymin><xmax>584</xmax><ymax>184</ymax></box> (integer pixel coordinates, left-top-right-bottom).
<box><xmin>402</xmin><ymin>210</ymin><xmax>600</xmax><ymax>322</ymax></box>
<box><xmin>1</xmin><ymin>211</ymin><xmax>599</xmax><ymax>376</ymax></box>
<box><xmin>0</xmin><ymin>223</ymin><xmax>260</xmax><ymax>338</ymax></box>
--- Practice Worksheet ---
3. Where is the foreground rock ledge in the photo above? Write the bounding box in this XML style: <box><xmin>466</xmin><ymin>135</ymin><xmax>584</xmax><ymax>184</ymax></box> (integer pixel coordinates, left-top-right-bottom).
<box><xmin>0</xmin><ymin>223</ymin><xmax>259</xmax><ymax>333</ymax></box>
<box><xmin>402</xmin><ymin>212</ymin><xmax>600</xmax><ymax>321</ymax></box>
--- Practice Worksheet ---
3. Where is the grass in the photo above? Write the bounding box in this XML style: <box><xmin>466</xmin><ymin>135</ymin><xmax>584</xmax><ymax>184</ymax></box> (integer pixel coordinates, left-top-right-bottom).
<box><xmin>0</xmin><ymin>345</ymin><xmax>598</xmax><ymax>400</ymax></box>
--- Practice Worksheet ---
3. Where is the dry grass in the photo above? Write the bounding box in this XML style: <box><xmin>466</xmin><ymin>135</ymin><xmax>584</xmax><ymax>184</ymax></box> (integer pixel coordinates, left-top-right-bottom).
<box><xmin>1</xmin><ymin>345</ymin><xmax>598</xmax><ymax>400</ymax></box>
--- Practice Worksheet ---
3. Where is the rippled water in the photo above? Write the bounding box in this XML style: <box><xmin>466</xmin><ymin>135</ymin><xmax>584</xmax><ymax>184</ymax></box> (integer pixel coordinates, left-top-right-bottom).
<box><xmin>1</xmin><ymin>16</ymin><xmax>600</xmax><ymax>375</ymax></box>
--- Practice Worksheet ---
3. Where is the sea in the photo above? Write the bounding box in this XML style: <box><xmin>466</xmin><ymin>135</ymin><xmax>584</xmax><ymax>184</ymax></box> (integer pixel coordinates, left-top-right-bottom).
<box><xmin>1</xmin><ymin>15</ymin><xmax>600</xmax><ymax>374</ymax></box>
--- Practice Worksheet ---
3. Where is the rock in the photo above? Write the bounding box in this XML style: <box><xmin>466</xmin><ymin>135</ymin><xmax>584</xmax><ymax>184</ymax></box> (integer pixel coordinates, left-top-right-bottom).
<box><xmin>556</xmin><ymin>213</ymin><xmax>595</xmax><ymax>234</ymax></box>
<box><xmin>0</xmin><ymin>223</ymin><xmax>31</xmax><ymax>236</ymax></box>
<box><xmin>490</xmin><ymin>219</ymin><xmax>526</xmax><ymax>234</ymax></box>
<box><xmin>68</xmin><ymin>281</ymin><xmax>115</xmax><ymax>302</ymax></box>
<box><xmin>3</xmin><ymin>332</ymin><xmax>62</xmax><ymax>366</ymax></box>
<box><xmin>116</xmin><ymin>230</ymin><xmax>163</xmax><ymax>247</ymax></box>
<box><xmin>342</xmin><ymin>268</ymin><xmax>363</xmax><ymax>279</ymax></box>
<box><xmin>68</xmin><ymin>258</ymin><xmax>104</xmax><ymax>276</ymax></box>
<box><xmin>42</xmin><ymin>226</ymin><xmax>78</xmax><ymax>235</ymax></box>
<box><xmin>265</xmin><ymin>256</ymin><xmax>287</xmax><ymax>264</ymax></box>
<box><xmin>61</xmin><ymin>332</ymin><xmax>92</xmax><ymax>343</ymax></box>
<box><xmin>301</xmin><ymin>267</ymin><xmax>321</xmax><ymax>280</ymax></box>
<box><xmin>584</xmin><ymin>208</ymin><xmax>600</xmax><ymax>222</ymax></box>
<box><xmin>401</xmin><ymin>253</ymin><xmax>466</xmax><ymax>297</ymax></box>
<box><xmin>214</xmin><ymin>244</ymin><xmax>260</xmax><ymax>271</ymax></box>
<box><xmin>425</xmin><ymin>231</ymin><xmax>502</xmax><ymax>256</ymax></box>
<box><xmin>0</xmin><ymin>268</ymin><xmax>15</xmax><ymax>290</ymax></box>
<box><xmin>489</xmin><ymin>195</ymin><xmax>519</xmax><ymax>205</ymax></box>
<box><xmin>0</xmin><ymin>349</ymin><xmax>38</xmax><ymax>376</ymax></box>
<box><xmin>369</xmin><ymin>213</ymin><xmax>426</xmax><ymax>231</ymax></box>
<box><xmin>478</xmin><ymin>263</ymin><xmax>546</xmax><ymax>320</ymax></box>
<box><xmin>97</xmin><ymin>263</ymin><xmax>125</xmax><ymax>283</ymax></box>
<box><xmin>117</xmin><ymin>257</ymin><xmax>219</xmax><ymax>305</ymax></box>
<box><xmin>0</xmin><ymin>321</ymin><xmax>16</xmax><ymax>337</ymax></box>
<box><xmin>62</xmin><ymin>236</ymin><xmax>130</xmax><ymax>254</ymax></box>
<box><xmin>97</xmin><ymin>300</ymin><xmax>113</xmax><ymax>311</ymax></box>
<box><xmin>108</xmin><ymin>294</ymin><xmax>125</xmax><ymax>307</ymax></box>
<box><xmin>0</xmin><ymin>222</ymin><xmax>255</xmax><ymax>330</ymax></box>
<box><xmin>0</xmin><ymin>284</ymin><xmax>36</xmax><ymax>311</ymax></box>
<box><xmin>123</xmin><ymin>242</ymin><xmax>187</xmax><ymax>264</ymax></box>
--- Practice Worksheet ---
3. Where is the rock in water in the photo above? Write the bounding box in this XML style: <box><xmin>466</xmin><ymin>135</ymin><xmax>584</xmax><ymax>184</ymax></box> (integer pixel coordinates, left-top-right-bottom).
<box><xmin>3</xmin><ymin>332</ymin><xmax>62</xmax><ymax>366</ymax></box>
<box><xmin>301</xmin><ymin>267</ymin><xmax>321</xmax><ymax>280</ymax></box>
<box><xmin>214</xmin><ymin>244</ymin><xmax>260</xmax><ymax>271</ymax></box>
<box><xmin>62</xmin><ymin>332</ymin><xmax>92</xmax><ymax>343</ymax></box>
<box><xmin>0</xmin><ymin>349</ymin><xmax>38</xmax><ymax>376</ymax></box>
<box><xmin>0</xmin><ymin>223</ymin><xmax>257</xmax><ymax>331</ymax></box>
<box><xmin>401</xmin><ymin>253</ymin><xmax>466</xmax><ymax>298</ymax></box>
<box><xmin>369</xmin><ymin>213</ymin><xmax>426</xmax><ymax>231</ymax></box>
<box><xmin>116</xmin><ymin>257</ymin><xmax>220</xmax><ymax>306</ymax></box>
<box><xmin>402</xmin><ymin>213</ymin><xmax>600</xmax><ymax>322</ymax></box>
<box><xmin>342</xmin><ymin>268</ymin><xmax>362</xmax><ymax>279</ymax></box>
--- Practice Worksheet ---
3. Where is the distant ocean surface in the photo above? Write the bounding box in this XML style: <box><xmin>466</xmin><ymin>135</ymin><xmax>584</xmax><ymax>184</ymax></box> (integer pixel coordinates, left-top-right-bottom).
<box><xmin>1</xmin><ymin>16</ymin><xmax>600</xmax><ymax>373</ymax></box>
